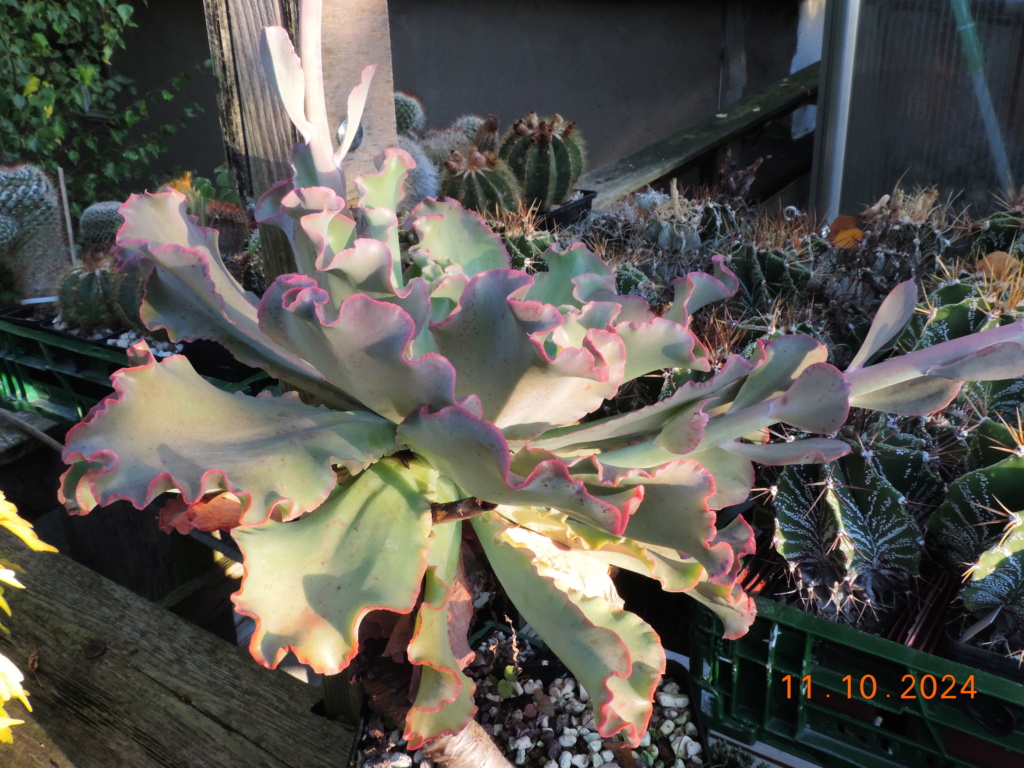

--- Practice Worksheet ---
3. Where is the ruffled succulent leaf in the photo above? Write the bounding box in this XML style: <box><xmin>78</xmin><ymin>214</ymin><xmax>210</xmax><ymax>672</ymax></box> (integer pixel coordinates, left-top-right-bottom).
<box><xmin>730</xmin><ymin>335</ymin><xmax>828</xmax><ymax>411</ymax></box>
<box><xmin>506</xmin><ymin>506</ymin><xmax>705</xmax><ymax>592</ymax></box>
<box><xmin>407</xmin><ymin>199</ymin><xmax>510</xmax><ymax>280</ymax></box>
<box><xmin>259</xmin><ymin>281</ymin><xmax>458</xmax><ymax>422</ymax></box>
<box><xmin>334</xmin><ymin>64</ymin><xmax>377</xmax><ymax>165</ymax></box>
<box><xmin>663</xmin><ymin>254</ymin><xmax>739</xmax><ymax>321</ymax></box>
<box><xmin>117</xmin><ymin>192</ymin><xmax>355</xmax><ymax>408</ymax></box>
<box><xmin>430</xmin><ymin>270</ymin><xmax>625</xmax><ymax>438</ymax></box>
<box><xmin>849</xmin><ymin>376</ymin><xmax>964</xmax><ymax>416</ymax></box>
<box><xmin>259</xmin><ymin>27</ymin><xmax>314</xmax><ymax>142</ymax></box>
<box><xmin>722</xmin><ymin>437</ymin><xmax>851</xmax><ymax>465</ymax></box>
<box><xmin>473</xmin><ymin>514</ymin><xmax>664</xmax><ymax>747</ymax></box>
<box><xmin>397</xmin><ymin>406</ymin><xmax>641</xmax><ymax>535</ymax></box>
<box><xmin>232</xmin><ymin>460</ymin><xmax>435</xmax><ymax>673</ymax></box>
<box><xmin>60</xmin><ymin>344</ymin><xmax>397</xmax><ymax>525</ymax></box>
<box><xmin>847</xmin><ymin>279</ymin><xmax>917</xmax><ymax>370</ymax></box>
<box><xmin>355</xmin><ymin>148</ymin><xmax>411</xmax><ymax>277</ymax></box>
<box><xmin>404</xmin><ymin>521</ymin><xmax>477</xmax><ymax>749</ymax></box>
<box><xmin>686</xmin><ymin>578</ymin><xmax>757</xmax><ymax>640</ymax></box>
<box><xmin>526</xmin><ymin>243</ymin><xmax>612</xmax><ymax>309</ymax></box>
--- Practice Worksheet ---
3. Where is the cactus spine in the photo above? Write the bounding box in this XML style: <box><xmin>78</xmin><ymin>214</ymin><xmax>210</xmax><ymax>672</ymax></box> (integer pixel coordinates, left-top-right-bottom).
<box><xmin>499</xmin><ymin>113</ymin><xmax>585</xmax><ymax>211</ymax></box>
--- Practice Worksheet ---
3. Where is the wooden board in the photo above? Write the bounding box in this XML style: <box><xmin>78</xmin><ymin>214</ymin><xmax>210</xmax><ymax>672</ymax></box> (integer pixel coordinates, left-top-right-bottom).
<box><xmin>0</xmin><ymin>530</ymin><xmax>355</xmax><ymax>767</ymax></box>
<box><xmin>578</xmin><ymin>62</ymin><xmax>819</xmax><ymax>208</ymax></box>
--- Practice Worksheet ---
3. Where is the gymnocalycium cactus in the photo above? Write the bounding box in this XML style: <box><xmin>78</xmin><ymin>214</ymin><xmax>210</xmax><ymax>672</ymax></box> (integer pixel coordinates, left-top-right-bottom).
<box><xmin>499</xmin><ymin>112</ymin><xmax>585</xmax><ymax>211</ymax></box>
<box><xmin>57</xmin><ymin>262</ymin><xmax>145</xmax><ymax>333</ymax></box>
<box><xmin>58</xmin><ymin>1</ymin><xmax>1024</xmax><ymax>753</ymax></box>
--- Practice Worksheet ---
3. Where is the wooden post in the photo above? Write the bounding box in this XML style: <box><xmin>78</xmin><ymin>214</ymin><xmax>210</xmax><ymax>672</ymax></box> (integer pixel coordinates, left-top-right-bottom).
<box><xmin>202</xmin><ymin>0</ymin><xmax>397</xmax><ymax>280</ymax></box>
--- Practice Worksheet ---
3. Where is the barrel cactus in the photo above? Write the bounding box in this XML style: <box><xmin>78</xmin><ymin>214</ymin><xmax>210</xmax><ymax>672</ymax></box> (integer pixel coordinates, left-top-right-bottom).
<box><xmin>440</xmin><ymin>148</ymin><xmax>520</xmax><ymax>216</ymax></box>
<box><xmin>57</xmin><ymin>262</ymin><xmax>144</xmax><ymax>333</ymax></box>
<box><xmin>499</xmin><ymin>113</ymin><xmax>585</xmax><ymax>211</ymax></box>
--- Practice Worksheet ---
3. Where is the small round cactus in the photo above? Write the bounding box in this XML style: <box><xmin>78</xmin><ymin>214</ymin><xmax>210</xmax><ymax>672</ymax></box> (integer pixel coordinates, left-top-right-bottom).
<box><xmin>78</xmin><ymin>201</ymin><xmax>124</xmax><ymax>248</ymax></box>
<box><xmin>499</xmin><ymin>113</ymin><xmax>585</xmax><ymax>211</ymax></box>
<box><xmin>394</xmin><ymin>91</ymin><xmax>427</xmax><ymax>135</ymax></box>
<box><xmin>452</xmin><ymin>114</ymin><xmax>485</xmax><ymax>140</ymax></box>
<box><xmin>441</xmin><ymin>149</ymin><xmax>520</xmax><ymax>217</ymax></box>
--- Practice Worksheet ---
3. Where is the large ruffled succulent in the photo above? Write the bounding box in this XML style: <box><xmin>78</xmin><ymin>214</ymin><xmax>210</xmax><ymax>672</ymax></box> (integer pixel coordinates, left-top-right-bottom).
<box><xmin>58</xmin><ymin>1</ymin><xmax>1024</xmax><ymax>749</ymax></box>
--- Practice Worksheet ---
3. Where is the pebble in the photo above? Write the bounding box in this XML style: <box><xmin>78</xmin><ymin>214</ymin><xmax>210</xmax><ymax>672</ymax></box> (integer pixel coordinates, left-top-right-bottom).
<box><xmin>389</xmin><ymin>755</ymin><xmax>412</xmax><ymax>768</ymax></box>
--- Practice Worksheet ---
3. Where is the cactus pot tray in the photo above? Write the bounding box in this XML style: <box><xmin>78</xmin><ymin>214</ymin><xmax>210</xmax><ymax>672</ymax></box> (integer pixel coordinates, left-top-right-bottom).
<box><xmin>538</xmin><ymin>190</ymin><xmax>596</xmax><ymax>230</ymax></box>
<box><xmin>690</xmin><ymin>596</ymin><xmax>1024</xmax><ymax>768</ymax></box>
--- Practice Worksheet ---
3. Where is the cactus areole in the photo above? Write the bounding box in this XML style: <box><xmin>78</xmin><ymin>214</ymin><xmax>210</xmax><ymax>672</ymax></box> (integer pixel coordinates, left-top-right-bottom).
<box><xmin>58</xmin><ymin>1</ymin><xmax>1024</xmax><ymax>752</ymax></box>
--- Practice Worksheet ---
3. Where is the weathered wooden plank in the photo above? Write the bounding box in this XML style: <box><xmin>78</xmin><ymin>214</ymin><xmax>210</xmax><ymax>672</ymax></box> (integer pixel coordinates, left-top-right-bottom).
<box><xmin>0</xmin><ymin>530</ymin><xmax>355</xmax><ymax>767</ymax></box>
<box><xmin>321</xmin><ymin>0</ymin><xmax>398</xmax><ymax>187</ymax></box>
<box><xmin>578</xmin><ymin>62</ymin><xmax>820</xmax><ymax>208</ymax></box>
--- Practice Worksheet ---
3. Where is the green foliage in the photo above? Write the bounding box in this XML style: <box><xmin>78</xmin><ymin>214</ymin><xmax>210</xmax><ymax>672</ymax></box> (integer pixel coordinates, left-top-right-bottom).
<box><xmin>0</xmin><ymin>0</ymin><xmax>203</xmax><ymax>214</ymax></box>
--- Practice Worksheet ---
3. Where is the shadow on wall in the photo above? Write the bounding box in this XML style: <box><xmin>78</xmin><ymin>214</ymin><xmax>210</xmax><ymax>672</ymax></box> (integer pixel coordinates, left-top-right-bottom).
<box><xmin>388</xmin><ymin>0</ymin><xmax>802</xmax><ymax>171</ymax></box>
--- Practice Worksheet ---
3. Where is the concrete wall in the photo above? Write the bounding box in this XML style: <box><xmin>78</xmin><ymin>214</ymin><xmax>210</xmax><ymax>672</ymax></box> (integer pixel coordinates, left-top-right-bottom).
<box><xmin>117</xmin><ymin>0</ymin><xmax>802</xmax><ymax>196</ymax></box>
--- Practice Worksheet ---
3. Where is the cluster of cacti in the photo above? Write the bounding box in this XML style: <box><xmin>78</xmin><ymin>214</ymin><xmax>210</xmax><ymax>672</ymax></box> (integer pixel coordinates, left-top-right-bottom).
<box><xmin>403</xmin><ymin>101</ymin><xmax>586</xmax><ymax>218</ymax></box>
<box><xmin>57</xmin><ymin>261</ymin><xmax>145</xmax><ymax>333</ymax></box>
<box><xmin>0</xmin><ymin>164</ymin><xmax>69</xmax><ymax>302</ymax></box>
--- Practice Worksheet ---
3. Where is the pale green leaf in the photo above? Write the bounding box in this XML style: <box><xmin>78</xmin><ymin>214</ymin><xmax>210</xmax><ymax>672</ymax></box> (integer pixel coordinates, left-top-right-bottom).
<box><xmin>233</xmin><ymin>461</ymin><xmax>434</xmax><ymax>673</ymax></box>
<box><xmin>61</xmin><ymin>348</ymin><xmax>397</xmax><ymax>524</ymax></box>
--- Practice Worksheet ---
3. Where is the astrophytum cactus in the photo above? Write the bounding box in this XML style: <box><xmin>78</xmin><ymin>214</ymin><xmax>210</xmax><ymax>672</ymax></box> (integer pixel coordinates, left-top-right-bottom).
<box><xmin>58</xmin><ymin>0</ymin><xmax>1024</xmax><ymax>753</ymax></box>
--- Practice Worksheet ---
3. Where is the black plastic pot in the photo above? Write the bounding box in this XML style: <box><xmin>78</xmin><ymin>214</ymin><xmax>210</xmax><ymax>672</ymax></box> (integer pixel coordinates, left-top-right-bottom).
<box><xmin>537</xmin><ymin>190</ymin><xmax>596</xmax><ymax>230</ymax></box>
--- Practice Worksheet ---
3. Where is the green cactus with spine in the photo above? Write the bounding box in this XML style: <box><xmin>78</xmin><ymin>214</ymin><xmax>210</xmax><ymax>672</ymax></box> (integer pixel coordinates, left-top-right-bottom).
<box><xmin>973</xmin><ymin>210</ymin><xmax>1023</xmax><ymax>258</ymax></box>
<box><xmin>57</xmin><ymin>263</ymin><xmax>144</xmax><ymax>333</ymax></box>
<box><xmin>440</xmin><ymin>148</ymin><xmax>520</xmax><ymax>216</ymax></box>
<box><xmin>499</xmin><ymin>113</ymin><xmax>585</xmax><ymax>211</ymax></box>
<box><xmin>501</xmin><ymin>228</ymin><xmax>555</xmax><ymax>273</ymax></box>
<box><xmin>394</xmin><ymin>91</ymin><xmax>426</xmax><ymax>136</ymax></box>
<box><xmin>0</xmin><ymin>164</ymin><xmax>68</xmax><ymax>301</ymax></box>
<box><xmin>78</xmin><ymin>201</ymin><xmax>125</xmax><ymax>249</ymax></box>
<box><xmin>773</xmin><ymin>428</ymin><xmax>936</xmax><ymax>613</ymax></box>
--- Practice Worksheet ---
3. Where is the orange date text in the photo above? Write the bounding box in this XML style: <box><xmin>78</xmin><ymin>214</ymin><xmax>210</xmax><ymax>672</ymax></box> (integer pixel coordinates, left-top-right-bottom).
<box><xmin>781</xmin><ymin>674</ymin><xmax>977</xmax><ymax>700</ymax></box>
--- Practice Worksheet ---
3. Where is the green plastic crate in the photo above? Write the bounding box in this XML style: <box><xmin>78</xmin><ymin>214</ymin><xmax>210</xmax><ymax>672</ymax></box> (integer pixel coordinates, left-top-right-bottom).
<box><xmin>0</xmin><ymin>317</ymin><xmax>271</xmax><ymax>424</ymax></box>
<box><xmin>690</xmin><ymin>596</ymin><xmax>1024</xmax><ymax>768</ymax></box>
